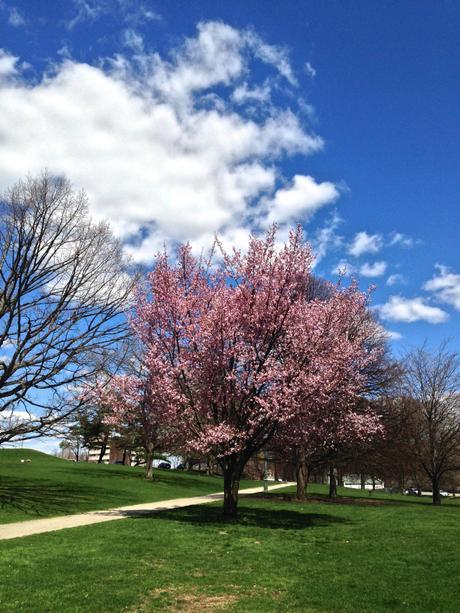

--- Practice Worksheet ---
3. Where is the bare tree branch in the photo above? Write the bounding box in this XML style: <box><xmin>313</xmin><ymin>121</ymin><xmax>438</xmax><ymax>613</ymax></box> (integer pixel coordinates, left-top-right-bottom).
<box><xmin>0</xmin><ymin>172</ymin><xmax>136</xmax><ymax>443</ymax></box>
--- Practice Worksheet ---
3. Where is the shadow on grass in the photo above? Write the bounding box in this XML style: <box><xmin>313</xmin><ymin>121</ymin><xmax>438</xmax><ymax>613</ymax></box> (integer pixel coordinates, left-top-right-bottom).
<box><xmin>263</xmin><ymin>491</ymin><xmax>460</xmax><ymax>509</ymax></box>
<box><xmin>135</xmin><ymin>502</ymin><xmax>349</xmax><ymax>530</ymax></box>
<box><xmin>0</xmin><ymin>477</ymin><xmax>116</xmax><ymax>519</ymax></box>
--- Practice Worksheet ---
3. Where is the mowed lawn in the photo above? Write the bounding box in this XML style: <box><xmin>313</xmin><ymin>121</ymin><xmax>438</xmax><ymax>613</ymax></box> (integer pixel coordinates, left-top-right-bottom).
<box><xmin>0</xmin><ymin>449</ymin><xmax>256</xmax><ymax>523</ymax></box>
<box><xmin>1</xmin><ymin>486</ymin><xmax>459</xmax><ymax>612</ymax></box>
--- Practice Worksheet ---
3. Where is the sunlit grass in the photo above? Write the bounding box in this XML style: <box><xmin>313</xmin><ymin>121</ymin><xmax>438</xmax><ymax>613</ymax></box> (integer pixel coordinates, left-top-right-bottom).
<box><xmin>0</xmin><ymin>448</ymin><xmax>255</xmax><ymax>523</ymax></box>
<box><xmin>1</xmin><ymin>488</ymin><xmax>459</xmax><ymax>611</ymax></box>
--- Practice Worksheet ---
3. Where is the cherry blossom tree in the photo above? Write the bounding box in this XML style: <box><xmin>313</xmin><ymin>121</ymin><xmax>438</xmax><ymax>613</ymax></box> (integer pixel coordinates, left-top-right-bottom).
<box><xmin>130</xmin><ymin>227</ymin><xmax>381</xmax><ymax>518</ymax></box>
<box><xmin>275</xmin><ymin>287</ymin><xmax>385</xmax><ymax>500</ymax></box>
<box><xmin>90</xmin><ymin>363</ymin><xmax>176</xmax><ymax>479</ymax></box>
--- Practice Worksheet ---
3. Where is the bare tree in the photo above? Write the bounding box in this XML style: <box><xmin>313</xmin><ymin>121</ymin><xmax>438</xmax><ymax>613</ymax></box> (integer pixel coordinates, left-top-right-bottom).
<box><xmin>400</xmin><ymin>342</ymin><xmax>460</xmax><ymax>505</ymax></box>
<box><xmin>0</xmin><ymin>173</ymin><xmax>135</xmax><ymax>444</ymax></box>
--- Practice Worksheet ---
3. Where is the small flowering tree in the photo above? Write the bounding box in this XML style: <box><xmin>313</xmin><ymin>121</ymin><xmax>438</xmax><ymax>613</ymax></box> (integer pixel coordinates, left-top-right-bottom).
<box><xmin>91</xmin><ymin>365</ymin><xmax>175</xmax><ymax>479</ymax></box>
<box><xmin>129</xmin><ymin>227</ymin><xmax>379</xmax><ymax>518</ymax></box>
<box><xmin>276</xmin><ymin>287</ymin><xmax>385</xmax><ymax>500</ymax></box>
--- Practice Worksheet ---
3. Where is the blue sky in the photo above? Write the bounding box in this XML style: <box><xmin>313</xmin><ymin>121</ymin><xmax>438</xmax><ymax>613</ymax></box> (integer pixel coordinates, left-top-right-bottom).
<box><xmin>0</xmin><ymin>0</ymin><xmax>459</xmax><ymax>387</ymax></box>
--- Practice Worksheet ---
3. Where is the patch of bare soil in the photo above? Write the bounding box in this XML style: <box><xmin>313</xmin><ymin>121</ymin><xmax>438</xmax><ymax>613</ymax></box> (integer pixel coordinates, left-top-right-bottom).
<box><xmin>134</xmin><ymin>586</ymin><xmax>239</xmax><ymax>612</ymax></box>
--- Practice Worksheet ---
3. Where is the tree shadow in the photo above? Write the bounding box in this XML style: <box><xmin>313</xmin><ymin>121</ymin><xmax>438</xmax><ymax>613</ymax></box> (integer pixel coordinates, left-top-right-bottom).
<box><xmin>262</xmin><ymin>491</ymin><xmax>460</xmax><ymax>509</ymax></box>
<box><xmin>134</xmin><ymin>502</ymin><xmax>349</xmax><ymax>530</ymax></box>
<box><xmin>0</xmin><ymin>476</ymin><xmax>119</xmax><ymax>519</ymax></box>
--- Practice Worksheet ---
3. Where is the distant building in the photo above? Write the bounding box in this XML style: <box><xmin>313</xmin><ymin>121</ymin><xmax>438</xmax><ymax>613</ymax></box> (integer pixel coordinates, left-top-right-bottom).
<box><xmin>87</xmin><ymin>442</ymin><xmax>131</xmax><ymax>465</ymax></box>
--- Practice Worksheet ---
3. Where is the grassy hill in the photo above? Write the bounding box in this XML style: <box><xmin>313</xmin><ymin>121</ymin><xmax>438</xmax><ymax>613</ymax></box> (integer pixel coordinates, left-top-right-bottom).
<box><xmin>0</xmin><ymin>448</ymin><xmax>255</xmax><ymax>524</ymax></box>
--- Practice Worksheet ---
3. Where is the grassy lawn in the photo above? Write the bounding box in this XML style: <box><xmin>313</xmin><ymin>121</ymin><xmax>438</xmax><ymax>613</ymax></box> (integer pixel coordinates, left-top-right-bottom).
<box><xmin>0</xmin><ymin>449</ymin><xmax>256</xmax><ymax>524</ymax></box>
<box><xmin>1</xmin><ymin>487</ymin><xmax>459</xmax><ymax>612</ymax></box>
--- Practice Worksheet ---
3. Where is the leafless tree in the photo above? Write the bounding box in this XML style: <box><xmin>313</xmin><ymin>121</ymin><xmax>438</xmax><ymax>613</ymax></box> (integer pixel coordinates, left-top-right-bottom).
<box><xmin>0</xmin><ymin>173</ymin><xmax>135</xmax><ymax>444</ymax></box>
<box><xmin>400</xmin><ymin>342</ymin><xmax>460</xmax><ymax>504</ymax></box>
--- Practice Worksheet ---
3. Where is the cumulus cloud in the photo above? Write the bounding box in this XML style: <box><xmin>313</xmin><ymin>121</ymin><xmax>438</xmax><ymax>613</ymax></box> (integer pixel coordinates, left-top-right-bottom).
<box><xmin>423</xmin><ymin>265</ymin><xmax>460</xmax><ymax>310</ymax></box>
<box><xmin>0</xmin><ymin>49</ymin><xmax>19</xmax><ymax>80</ymax></box>
<box><xmin>359</xmin><ymin>261</ymin><xmax>387</xmax><ymax>277</ymax></box>
<box><xmin>264</xmin><ymin>175</ymin><xmax>339</xmax><ymax>227</ymax></box>
<box><xmin>348</xmin><ymin>231</ymin><xmax>383</xmax><ymax>257</ymax></box>
<box><xmin>376</xmin><ymin>296</ymin><xmax>449</xmax><ymax>324</ymax></box>
<box><xmin>0</xmin><ymin>22</ymin><xmax>332</xmax><ymax>263</ymax></box>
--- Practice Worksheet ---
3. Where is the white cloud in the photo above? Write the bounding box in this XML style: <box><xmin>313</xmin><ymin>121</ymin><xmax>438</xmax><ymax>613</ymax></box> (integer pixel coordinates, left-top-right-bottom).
<box><xmin>305</xmin><ymin>61</ymin><xmax>316</xmax><ymax>78</ymax></box>
<box><xmin>386</xmin><ymin>273</ymin><xmax>405</xmax><ymax>286</ymax></box>
<box><xmin>122</xmin><ymin>28</ymin><xmax>144</xmax><ymax>52</ymax></box>
<box><xmin>8</xmin><ymin>436</ymin><xmax>60</xmax><ymax>455</ymax></box>
<box><xmin>8</xmin><ymin>6</ymin><xmax>26</xmax><ymax>27</ymax></box>
<box><xmin>0</xmin><ymin>49</ymin><xmax>19</xmax><ymax>80</ymax></box>
<box><xmin>388</xmin><ymin>232</ymin><xmax>415</xmax><ymax>248</ymax></box>
<box><xmin>377</xmin><ymin>296</ymin><xmax>449</xmax><ymax>324</ymax></box>
<box><xmin>232</xmin><ymin>81</ymin><xmax>271</xmax><ymax>104</ymax></box>
<box><xmin>311</xmin><ymin>211</ymin><xmax>343</xmax><ymax>263</ymax></box>
<box><xmin>245</xmin><ymin>30</ymin><xmax>297</xmax><ymax>86</ymax></box>
<box><xmin>423</xmin><ymin>265</ymin><xmax>460</xmax><ymax>310</ymax></box>
<box><xmin>264</xmin><ymin>175</ymin><xmax>339</xmax><ymax>226</ymax></box>
<box><xmin>386</xmin><ymin>330</ymin><xmax>403</xmax><ymax>341</ymax></box>
<box><xmin>0</xmin><ymin>22</ymin><xmax>329</xmax><ymax>263</ymax></box>
<box><xmin>66</xmin><ymin>0</ymin><xmax>162</xmax><ymax>29</ymax></box>
<box><xmin>121</xmin><ymin>2</ymin><xmax>161</xmax><ymax>24</ymax></box>
<box><xmin>66</xmin><ymin>0</ymin><xmax>103</xmax><ymax>30</ymax></box>
<box><xmin>332</xmin><ymin>259</ymin><xmax>356</xmax><ymax>276</ymax></box>
<box><xmin>348</xmin><ymin>231</ymin><xmax>383</xmax><ymax>257</ymax></box>
<box><xmin>359</xmin><ymin>261</ymin><xmax>387</xmax><ymax>277</ymax></box>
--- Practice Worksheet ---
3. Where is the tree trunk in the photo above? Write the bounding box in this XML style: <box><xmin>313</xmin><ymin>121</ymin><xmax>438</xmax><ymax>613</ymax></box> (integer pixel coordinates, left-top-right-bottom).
<box><xmin>223</xmin><ymin>460</ymin><xmax>244</xmax><ymax>520</ymax></box>
<box><xmin>432</xmin><ymin>475</ymin><xmax>442</xmax><ymax>505</ymax></box>
<box><xmin>305</xmin><ymin>464</ymin><xmax>311</xmax><ymax>496</ymax></box>
<box><xmin>337</xmin><ymin>467</ymin><xmax>344</xmax><ymax>487</ymax></box>
<box><xmin>145</xmin><ymin>442</ymin><xmax>154</xmax><ymax>480</ymax></box>
<box><xmin>360</xmin><ymin>472</ymin><xmax>366</xmax><ymax>490</ymax></box>
<box><xmin>97</xmin><ymin>440</ymin><xmax>107</xmax><ymax>464</ymax></box>
<box><xmin>295</xmin><ymin>451</ymin><xmax>307</xmax><ymax>501</ymax></box>
<box><xmin>329</xmin><ymin>465</ymin><xmax>338</xmax><ymax>498</ymax></box>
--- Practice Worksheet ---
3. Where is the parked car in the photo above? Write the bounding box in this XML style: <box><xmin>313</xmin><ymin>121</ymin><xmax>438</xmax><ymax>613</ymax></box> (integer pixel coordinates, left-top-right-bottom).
<box><xmin>404</xmin><ymin>487</ymin><xmax>420</xmax><ymax>496</ymax></box>
<box><xmin>439</xmin><ymin>490</ymin><xmax>450</xmax><ymax>497</ymax></box>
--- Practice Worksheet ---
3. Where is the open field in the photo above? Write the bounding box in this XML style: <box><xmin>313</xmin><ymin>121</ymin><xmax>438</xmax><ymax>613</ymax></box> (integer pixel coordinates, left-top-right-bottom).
<box><xmin>0</xmin><ymin>449</ymin><xmax>256</xmax><ymax>524</ymax></box>
<box><xmin>1</xmin><ymin>480</ymin><xmax>459</xmax><ymax>611</ymax></box>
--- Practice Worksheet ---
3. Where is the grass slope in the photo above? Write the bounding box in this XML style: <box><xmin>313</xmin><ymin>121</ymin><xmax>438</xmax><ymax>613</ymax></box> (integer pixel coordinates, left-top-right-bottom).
<box><xmin>0</xmin><ymin>449</ymin><xmax>255</xmax><ymax>524</ymax></box>
<box><xmin>0</xmin><ymin>488</ymin><xmax>459</xmax><ymax>611</ymax></box>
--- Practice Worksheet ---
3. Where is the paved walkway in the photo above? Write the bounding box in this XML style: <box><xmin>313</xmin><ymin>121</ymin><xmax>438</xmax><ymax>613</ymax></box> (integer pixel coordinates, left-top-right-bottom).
<box><xmin>0</xmin><ymin>482</ymin><xmax>294</xmax><ymax>541</ymax></box>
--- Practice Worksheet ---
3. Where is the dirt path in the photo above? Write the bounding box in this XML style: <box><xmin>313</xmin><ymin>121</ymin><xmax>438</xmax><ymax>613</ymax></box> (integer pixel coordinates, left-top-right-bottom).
<box><xmin>0</xmin><ymin>482</ymin><xmax>294</xmax><ymax>541</ymax></box>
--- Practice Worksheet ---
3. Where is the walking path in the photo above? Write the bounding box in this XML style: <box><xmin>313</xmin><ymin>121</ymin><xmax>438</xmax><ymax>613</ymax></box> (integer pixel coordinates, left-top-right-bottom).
<box><xmin>0</xmin><ymin>482</ymin><xmax>294</xmax><ymax>541</ymax></box>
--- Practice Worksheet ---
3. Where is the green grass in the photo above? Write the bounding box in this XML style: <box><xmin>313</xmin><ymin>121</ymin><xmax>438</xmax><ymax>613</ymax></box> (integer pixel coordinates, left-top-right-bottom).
<box><xmin>296</xmin><ymin>482</ymin><xmax>460</xmax><ymax>506</ymax></box>
<box><xmin>0</xmin><ymin>448</ymin><xmax>256</xmax><ymax>524</ymax></box>
<box><xmin>1</xmin><ymin>487</ymin><xmax>460</xmax><ymax>611</ymax></box>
